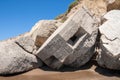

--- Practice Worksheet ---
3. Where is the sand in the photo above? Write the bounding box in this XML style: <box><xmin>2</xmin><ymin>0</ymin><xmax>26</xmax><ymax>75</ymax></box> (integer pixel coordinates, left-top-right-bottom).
<box><xmin>0</xmin><ymin>61</ymin><xmax>120</xmax><ymax>80</ymax></box>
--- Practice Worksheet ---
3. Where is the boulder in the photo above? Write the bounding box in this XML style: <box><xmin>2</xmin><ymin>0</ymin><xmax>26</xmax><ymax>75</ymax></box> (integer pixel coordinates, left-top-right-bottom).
<box><xmin>0</xmin><ymin>36</ymin><xmax>43</xmax><ymax>75</ymax></box>
<box><xmin>30</xmin><ymin>20</ymin><xmax>62</xmax><ymax>48</ymax></box>
<box><xmin>15</xmin><ymin>34</ymin><xmax>37</xmax><ymax>54</ymax></box>
<box><xmin>97</xmin><ymin>10</ymin><xmax>120</xmax><ymax>70</ymax></box>
<box><xmin>35</xmin><ymin>7</ymin><xmax>99</xmax><ymax>69</ymax></box>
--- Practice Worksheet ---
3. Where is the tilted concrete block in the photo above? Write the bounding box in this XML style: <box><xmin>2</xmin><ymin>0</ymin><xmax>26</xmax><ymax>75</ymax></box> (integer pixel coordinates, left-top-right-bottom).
<box><xmin>36</xmin><ymin>7</ymin><xmax>99</xmax><ymax>69</ymax></box>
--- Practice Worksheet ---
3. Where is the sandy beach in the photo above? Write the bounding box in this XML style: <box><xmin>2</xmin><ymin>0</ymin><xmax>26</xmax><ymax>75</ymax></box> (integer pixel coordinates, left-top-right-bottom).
<box><xmin>0</xmin><ymin>61</ymin><xmax>119</xmax><ymax>80</ymax></box>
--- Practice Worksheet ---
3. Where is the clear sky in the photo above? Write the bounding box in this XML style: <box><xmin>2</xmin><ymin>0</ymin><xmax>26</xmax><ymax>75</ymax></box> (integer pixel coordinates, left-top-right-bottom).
<box><xmin>0</xmin><ymin>0</ymin><xmax>74</xmax><ymax>40</ymax></box>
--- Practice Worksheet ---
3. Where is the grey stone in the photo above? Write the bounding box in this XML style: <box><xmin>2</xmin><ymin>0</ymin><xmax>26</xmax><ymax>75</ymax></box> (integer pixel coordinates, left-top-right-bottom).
<box><xmin>0</xmin><ymin>40</ymin><xmax>43</xmax><ymax>75</ymax></box>
<box><xmin>30</xmin><ymin>20</ymin><xmax>62</xmax><ymax>48</ymax></box>
<box><xmin>15</xmin><ymin>34</ymin><xmax>37</xmax><ymax>54</ymax></box>
<box><xmin>97</xmin><ymin>10</ymin><xmax>120</xmax><ymax>70</ymax></box>
<box><xmin>36</xmin><ymin>7</ymin><xmax>99</xmax><ymax>69</ymax></box>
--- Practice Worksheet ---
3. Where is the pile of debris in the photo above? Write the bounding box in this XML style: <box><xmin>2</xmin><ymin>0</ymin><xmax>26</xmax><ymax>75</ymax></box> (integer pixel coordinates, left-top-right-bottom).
<box><xmin>0</xmin><ymin>0</ymin><xmax>120</xmax><ymax>75</ymax></box>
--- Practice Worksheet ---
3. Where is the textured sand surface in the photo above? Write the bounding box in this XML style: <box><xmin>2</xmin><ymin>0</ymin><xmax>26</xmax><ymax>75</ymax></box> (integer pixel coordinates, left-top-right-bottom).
<box><xmin>0</xmin><ymin>61</ymin><xmax>119</xmax><ymax>80</ymax></box>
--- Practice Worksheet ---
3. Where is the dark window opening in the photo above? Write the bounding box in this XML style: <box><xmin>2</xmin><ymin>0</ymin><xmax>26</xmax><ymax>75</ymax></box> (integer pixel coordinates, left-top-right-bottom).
<box><xmin>70</xmin><ymin>35</ymin><xmax>77</xmax><ymax>43</ymax></box>
<box><xmin>67</xmin><ymin>27</ymin><xmax>86</xmax><ymax>46</ymax></box>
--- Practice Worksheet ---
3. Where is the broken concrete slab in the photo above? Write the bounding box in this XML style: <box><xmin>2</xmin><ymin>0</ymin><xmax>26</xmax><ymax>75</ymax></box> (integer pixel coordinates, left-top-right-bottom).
<box><xmin>35</xmin><ymin>7</ymin><xmax>99</xmax><ymax>69</ymax></box>
<box><xmin>97</xmin><ymin>10</ymin><xmax>120</xmax><ymax>70</ymax></box>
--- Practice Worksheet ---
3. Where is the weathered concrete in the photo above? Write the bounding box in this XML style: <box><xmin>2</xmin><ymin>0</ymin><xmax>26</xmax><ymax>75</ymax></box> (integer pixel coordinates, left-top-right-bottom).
<box><xmin>97</xmin><ymin>10</ymin><xmax>120</xmax><ymax>70</ymax></box>
<box><xmin>36</xmin><ymin>7</ymin><xmax>99</xmax><ymax>69</ymax></box>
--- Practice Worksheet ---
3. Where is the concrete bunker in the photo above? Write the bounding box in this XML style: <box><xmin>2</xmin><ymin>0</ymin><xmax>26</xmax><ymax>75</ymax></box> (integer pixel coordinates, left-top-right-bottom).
<box><xmin>67</xmin><ymin>27</ymin><xmax>87</xmax><ymax>46</ymax></box>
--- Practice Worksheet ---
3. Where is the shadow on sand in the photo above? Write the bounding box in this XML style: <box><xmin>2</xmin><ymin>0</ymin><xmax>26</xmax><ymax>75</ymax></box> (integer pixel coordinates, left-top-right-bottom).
<box><xmin>1</xmin><ymin>60</ymin><xmax>120</xmax><ymax>78</ymax></box>
<box><xmin>40</xmin><ymin>60</ymin><xmax>120</xmax><ymax>77</ymax></box>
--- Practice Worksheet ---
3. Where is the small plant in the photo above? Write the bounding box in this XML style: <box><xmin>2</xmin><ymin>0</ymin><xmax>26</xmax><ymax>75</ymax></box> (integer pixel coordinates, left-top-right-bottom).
<box><xmin>55</xmin><ymin>13</ymin><xmax>65</xmax><ymax>20</ymax></box>
<box><xmin>67</xmin><ymin>0</ymin><xmax>79</xmax><ymax>13</ymax></box>
<box><xmin>55</xmin><ymin>0</ymin><xmax>80</xmax><ymax>22</ymax></box>
<box><xmin>61</xmin><ymin>16</ymin><xmax>68</xmax><ymax>23</ymax></box>
<box><xmin>55</xmin><ymin>13</ymin><xmax>68</xmax><ymax>23</ymax></box>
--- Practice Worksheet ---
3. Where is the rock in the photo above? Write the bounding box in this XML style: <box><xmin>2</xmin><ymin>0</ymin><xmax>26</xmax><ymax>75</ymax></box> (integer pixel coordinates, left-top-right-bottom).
<box><xmin>15</xmin><ymin>34</ymin><xmax>37</xmax><ymax>54</ymax></box>
<box><xmin>103</xmin><ymin>10</ymin><xmax>120</xmax><ymax>20</ymax></box>
<box><xmin>35</xmin><ymin>7</ymin><xmax>99</xmax><ymax>69</ymax></box>
<box><xmin>107</xmin><ymin>0</ymin><xmax>120</xmax><ymax>11</ymax></box>
<box><xmin>97</xmin><ymin>10</ymin><xmax>120</xmax><ymax>70</ymax></box>
<box><xmin>0</xmin><ymin>38</ymin><xmax>43</xmax><ymax>75</ymax></box>
<box><xmin>30</xmin><ymin>20</ymin><xmax>62</xmax><ymax>48</ymax></box>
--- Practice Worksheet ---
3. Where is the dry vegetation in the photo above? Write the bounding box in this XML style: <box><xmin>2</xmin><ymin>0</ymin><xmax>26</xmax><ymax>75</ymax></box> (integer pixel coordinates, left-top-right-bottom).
<box><xmin>55</xmin><ymin>0</ymin><xmax>80</xmax><ymax>22</ymax></box>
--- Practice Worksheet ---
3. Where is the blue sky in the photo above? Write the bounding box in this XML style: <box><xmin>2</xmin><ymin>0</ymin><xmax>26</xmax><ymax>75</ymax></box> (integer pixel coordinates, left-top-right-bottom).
<box><xmin>0</xmin><ymin>0</ymin><xmax>74</xmax><ymax>40</ymax></box>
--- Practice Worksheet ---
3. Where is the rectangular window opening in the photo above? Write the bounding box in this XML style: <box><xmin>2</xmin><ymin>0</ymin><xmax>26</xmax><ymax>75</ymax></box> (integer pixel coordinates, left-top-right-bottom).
<box><xmin>67</xmin><ymin>27</ymin><xmax>86</xmax><ymax>46</ymax></box>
